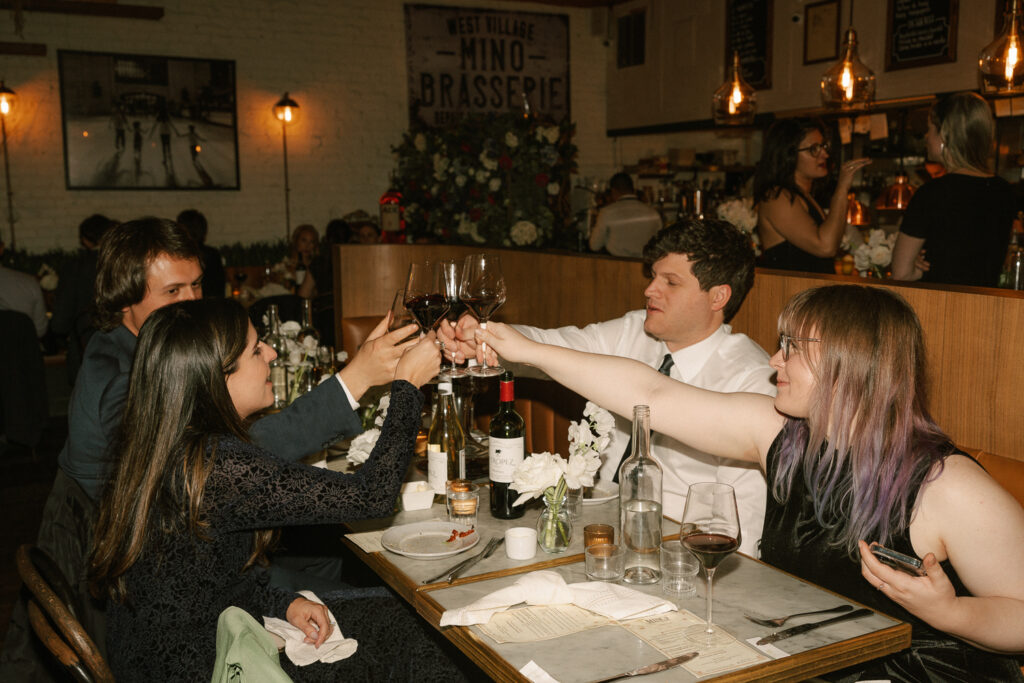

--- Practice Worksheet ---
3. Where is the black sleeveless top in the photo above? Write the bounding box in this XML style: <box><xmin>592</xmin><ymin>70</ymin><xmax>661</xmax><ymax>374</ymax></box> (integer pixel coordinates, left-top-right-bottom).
<box><xmin>760</xmin><ymin>432</ymin><xmax>1024</xmax><ymax>682</ymax></box>
<box><xmin>758</xmin><ymin>190</ymin><xmax>836</xmax><ymax>274</ymax></box>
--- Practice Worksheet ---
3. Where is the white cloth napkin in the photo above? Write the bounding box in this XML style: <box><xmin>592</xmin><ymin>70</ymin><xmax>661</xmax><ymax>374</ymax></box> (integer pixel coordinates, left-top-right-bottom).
<box><xmin>439</xmin><ymin>571</ymin><xmax>676</xmax><ymax>627</ymax></box>
<box><xmin>263</xmin><ymin>590</ymin><xmax>358</xmax><ymax>666</ymax></box>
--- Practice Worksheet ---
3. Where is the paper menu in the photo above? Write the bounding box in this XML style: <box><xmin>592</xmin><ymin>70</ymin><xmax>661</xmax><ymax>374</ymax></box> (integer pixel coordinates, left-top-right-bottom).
<box><xmin>624</xmin><ymin>610</ymin><xmax>769</xmax><ymax>677</ymax></box>
<box><xmin>478</xmin><ymin>604</ymin><xmax>611</xmax><ymax>643</ymax></box>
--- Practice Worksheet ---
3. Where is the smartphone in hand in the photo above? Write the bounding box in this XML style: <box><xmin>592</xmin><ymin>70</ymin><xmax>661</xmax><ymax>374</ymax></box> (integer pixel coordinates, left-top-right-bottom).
<box><xmin>869</xmin><ymin>543</ymin><xmax>926</xmax><ymax>576</ymax></box>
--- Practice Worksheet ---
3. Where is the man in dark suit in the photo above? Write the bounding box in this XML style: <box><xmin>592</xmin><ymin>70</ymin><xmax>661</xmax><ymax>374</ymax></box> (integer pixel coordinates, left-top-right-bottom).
<box><xmin>176</xmin><ymin>208</ymin><xmax>226</xmax><ymax>299</ymax></box>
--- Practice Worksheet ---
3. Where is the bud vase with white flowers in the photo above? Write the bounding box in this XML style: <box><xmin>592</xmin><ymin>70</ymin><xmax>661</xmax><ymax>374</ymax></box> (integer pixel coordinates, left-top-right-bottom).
<box><xmin>511</xmin><ymin>402</ymin><xmax>611</xmax><ymax>553</ymax></box>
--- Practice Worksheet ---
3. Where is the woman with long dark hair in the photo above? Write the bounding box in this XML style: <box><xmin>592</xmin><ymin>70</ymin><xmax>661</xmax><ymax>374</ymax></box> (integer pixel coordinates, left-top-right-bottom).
<box><xmin>477</xmin><ymin>285</ymin><xmax>1024</xmax><ymax>681</ymax></box>
<box><xmin>89</xmin><ymin>299</ymin><xmax>467</xmax><ymax>681</ymax></box>
<box><xmin>891</xmin><ymin>92</ymin><xmax>1016</xmax><ymax>286</ymax></box>
<box><xmin>754</xmin><ymin>118</ymin><xmax>871</xmax><ymax>273</ymax></box>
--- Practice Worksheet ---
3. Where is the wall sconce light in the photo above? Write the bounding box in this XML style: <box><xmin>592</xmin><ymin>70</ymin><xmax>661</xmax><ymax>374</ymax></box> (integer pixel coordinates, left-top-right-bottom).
<box><xmin>273</xmin><ymin>92</ymin><xmax>299</xmax><ymax>242</ymax></box>
<box><xmin>0</xmin><ymin>81</ymin><xmax>16</xmax><ymax>250</ymax></box>
<box><xmin>979</xmin><ymin>0</ymin><xmax>1024</xmax><ymax>94</ymax></box>
<box><xmin>820</xmin><ymin>1</ymin><xmax>875</xmax><ymax>109</ymax></box>
<box><xmin>712</xmin><ymin>52</ymin><xmax>757</xmax><ymax>125</ymax></box>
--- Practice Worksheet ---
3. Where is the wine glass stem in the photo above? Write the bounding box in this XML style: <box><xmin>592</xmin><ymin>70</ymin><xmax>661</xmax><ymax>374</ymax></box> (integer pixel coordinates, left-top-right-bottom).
<box><xmin>704</xmin><ymin>567</ymin><xmax>716</xmax><ymax>633</ymax></box>
<box><xmin>479</xmin><ymin>320</ymin><xmax>490</xmax><ymax>368</ymax></box>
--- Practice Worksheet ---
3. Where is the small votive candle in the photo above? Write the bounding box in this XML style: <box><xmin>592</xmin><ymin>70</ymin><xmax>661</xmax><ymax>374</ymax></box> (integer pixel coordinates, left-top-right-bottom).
<box><xmin>447</xmin><ymin>479</ymin><xmax>479</xmax><ymax>526</ymax></box>
<box><xmin>584</xmin><ymin>523</ymin><xmax>614</xmax><ymax>548</ymax></box>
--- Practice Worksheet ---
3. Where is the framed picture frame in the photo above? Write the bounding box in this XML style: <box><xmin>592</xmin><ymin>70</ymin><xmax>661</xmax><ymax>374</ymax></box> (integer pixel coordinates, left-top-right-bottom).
<box><xmin>725</xmin><ymin>0</ymin><xmax>773</xmax><ymax>90</ymax></box>
<box><xmin>58</xmin><ymin>49</ymin><xmax>240</xmax><ymax>190</ymax></box>
<box><xmin>804</xmin><ymin>0</ymin><xmax>840</xmax><ymax>65</ymax></box>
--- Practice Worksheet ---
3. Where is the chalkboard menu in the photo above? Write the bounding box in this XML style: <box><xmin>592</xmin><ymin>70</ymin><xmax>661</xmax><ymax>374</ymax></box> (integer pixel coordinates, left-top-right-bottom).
<box><xmin>885</xmin><ymin>0</ymin><xmax>959</xmax><ymax>71</ymax></box>
<box><xmin>726</xmin><ymin>0</ymin><xmax>772</xmax><ymax>90</ymax></box>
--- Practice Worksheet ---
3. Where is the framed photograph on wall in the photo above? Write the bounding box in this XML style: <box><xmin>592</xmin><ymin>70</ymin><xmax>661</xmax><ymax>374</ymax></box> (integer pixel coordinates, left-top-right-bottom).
<box><xmin>804</xmin><ymin>0</ymin><xmax>840</xmax><ymax>65</ymax></box>
<box><xmin>885</xmin><ymin>0</ymin><xmax>958</xmax><ymax>71</ymax></box>
<box><xmin>58</xmin><ymin>50</ymin><xmax>239</xmax><ymax>190</ymax></box>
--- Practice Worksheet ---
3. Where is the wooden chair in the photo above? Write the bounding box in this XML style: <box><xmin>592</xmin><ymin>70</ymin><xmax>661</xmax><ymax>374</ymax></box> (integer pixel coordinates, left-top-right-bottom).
<box><xmin>339</xmin><ymin>315</ymin><xmax>381</xmax><ymax>361</ymax></box>
<box><xmin>15</xmin><ymin>544</ymin><xmax>114</xmax><ymax>683</ymax></box>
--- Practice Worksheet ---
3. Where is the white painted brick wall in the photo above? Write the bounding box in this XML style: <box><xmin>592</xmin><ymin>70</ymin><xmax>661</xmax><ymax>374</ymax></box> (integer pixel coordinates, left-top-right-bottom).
<box><xmin>0</xmin><ymin>0</ymin><xmax>612</xmax><ymax>252</ymax></box>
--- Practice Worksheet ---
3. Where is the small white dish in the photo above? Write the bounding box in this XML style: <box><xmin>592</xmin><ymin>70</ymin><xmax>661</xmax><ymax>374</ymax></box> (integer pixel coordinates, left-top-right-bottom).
<box><xmin>381</xmin><ymin>521</ymin><xmax>479</xmax><ymax>559</ymax></box>
<box><xmin>583</xmin><ymin>481</ymin><xmax>618</xmax><ymax>506</ymax></box>
<box><xmin>505</xmin><ymin>527</ymin><xmax>538</xmax><ymax>560</ymax></box>
<box><xmin>400</xmin><ymin>481</ymin><xmax>434</xmax><ymax>511</ymax></box>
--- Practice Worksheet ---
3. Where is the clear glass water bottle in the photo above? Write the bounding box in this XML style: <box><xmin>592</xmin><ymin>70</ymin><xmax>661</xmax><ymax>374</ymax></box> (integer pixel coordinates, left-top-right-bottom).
<box><xmin>263</xmin><ymin>304</ymin><xmax>287</xmax><ymax>409</ymax></box>
<box><xmin>618</xmin><ymin>405</ymin><xmax>663</xmax><ymax>584</ymax></box>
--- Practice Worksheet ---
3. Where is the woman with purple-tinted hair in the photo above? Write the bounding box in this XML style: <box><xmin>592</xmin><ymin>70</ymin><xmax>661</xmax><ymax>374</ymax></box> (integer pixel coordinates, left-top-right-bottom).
<box><xmin>476</xmin><ymin>285</ymin><xmax>1024</xmax><ymax>682</ymax></box>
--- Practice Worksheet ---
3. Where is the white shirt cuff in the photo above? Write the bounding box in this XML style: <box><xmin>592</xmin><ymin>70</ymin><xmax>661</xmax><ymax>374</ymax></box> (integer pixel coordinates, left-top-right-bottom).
<box><xmin>335</xmin><ymin>375</ymin><xmax>359</xmax><ymax>410</ymax></box>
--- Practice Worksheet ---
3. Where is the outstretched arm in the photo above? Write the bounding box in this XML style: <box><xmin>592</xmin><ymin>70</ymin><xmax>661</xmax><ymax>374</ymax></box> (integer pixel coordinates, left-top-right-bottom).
<box><xmin>478</xmin><ymin>322</ymin><xmax>783</xmax><ymax>465</ymax></box>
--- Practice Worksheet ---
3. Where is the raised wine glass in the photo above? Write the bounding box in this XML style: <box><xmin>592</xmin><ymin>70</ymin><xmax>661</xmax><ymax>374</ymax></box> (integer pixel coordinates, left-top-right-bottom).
<box><xmin>388</xmin><ymin>289</ymin><xmax>418</xmax><ymax>342</ymax></box>
<box><xmin>680</xmin><ymin>482</ymin><xmax>741</xmax><ymax>648</ymax></box>
<box><xmin>459</xmin><ymin>253</ymin><xmax>507</xmax><ymax>377</ymax></box>
<box><xmin>439</xmin><ymin>258</ymin><xmax>468</xmax><ymax>379</ymax></box>
<box><xmin>404</xmin><ymin>262</ymin><xmax>450</xmax><ymax>339</ymax></box>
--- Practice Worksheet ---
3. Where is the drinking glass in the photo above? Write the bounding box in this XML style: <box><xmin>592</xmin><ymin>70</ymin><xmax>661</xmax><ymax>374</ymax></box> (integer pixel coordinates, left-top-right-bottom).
<box><xmin>459</xmin><ymin>253</ymin><xmax>506</xmax><ymax>377</ymax></box>
<box><xmin>404</xmin><ymin>262</ymin><xmax>449</xmax><ymax>333</ymax></box>
<box><xmin>388</xmin><ymin>289</ymin><xmax>417</xmax><ymax>342</ymax></box>
<box><xmin>680</xmin><ymin>482</ymin><xmax>741</xmax><ymax>647</ymax></box>
<box><xmin>439</xmin><ymin>258</ymin><xmax>468</xmax><ymax>379</ymax></box>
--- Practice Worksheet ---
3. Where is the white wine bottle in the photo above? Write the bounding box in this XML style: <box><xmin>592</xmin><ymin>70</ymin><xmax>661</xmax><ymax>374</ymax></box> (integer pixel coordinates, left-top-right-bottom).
<box><xmin>427</xmin><ymin>382</ymin><xmax>465</xmax><ymax>502</ymax></box>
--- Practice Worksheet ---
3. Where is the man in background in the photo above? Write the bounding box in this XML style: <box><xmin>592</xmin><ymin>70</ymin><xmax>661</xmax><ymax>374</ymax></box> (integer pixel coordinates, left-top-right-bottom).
<box><xmin>177</xmin><ymin>208</ymin><xmax>225</xmax><ymax>298</ymax></box>
<box><xmin>0</xmin><ymin>239</ymin><xmax>47</xmax><ymax>339</ymax></box>
<box><xmin>589</xmin><ymin>172</ymin><xmax>663</xmax><ymax>258</ymax></box>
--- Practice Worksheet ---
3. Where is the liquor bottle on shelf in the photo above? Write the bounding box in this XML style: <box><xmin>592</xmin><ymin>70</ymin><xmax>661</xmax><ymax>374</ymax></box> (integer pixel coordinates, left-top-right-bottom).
<box><xmin>426</xmin><ymin>381</ymin><xmax>466</xmax><ymax>501</ymax></box>
<box><xmin>297</xmin><ymin>299</ymin><xmax>319</xmax><ymax>345</ymax></box>
<box><xmin>379</xmin><ymin>175</ymin><xmax>406</xmax><ymax>244</ymax></box>
<box><xmin>263</xmin><ymin>304</ymin><xmax>288</xmax><ymax>409</ymax></box>
<box><xmin>618</xmin><ymin>405</ymin><xmax>663</xmax><ymax>585</ymax></box>
<box><xmin>489</xmin><ymin>371</ymin><xmax>525</xmax><ymax>519</ymax></box>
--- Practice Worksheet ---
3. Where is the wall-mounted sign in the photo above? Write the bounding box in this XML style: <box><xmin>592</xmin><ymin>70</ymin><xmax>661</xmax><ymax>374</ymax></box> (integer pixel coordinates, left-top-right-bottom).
<box><xmin>405</xmin><ymin>4</ymin><xmax>569</xmax><ymax>127</ymax></box>
<box><xmin>885</xmin><ymin>0</ymin><xmax>959</xmax><ymax>71</ymax></box>
<box><xmin>726</xmin><ymin>0</ymin><xmax>773</xmax><ymax>90</ymax></box>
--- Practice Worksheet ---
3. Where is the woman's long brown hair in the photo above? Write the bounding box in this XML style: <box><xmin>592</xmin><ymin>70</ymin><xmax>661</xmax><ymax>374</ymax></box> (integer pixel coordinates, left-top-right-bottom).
<box><xmin>89</xmin><ymin>299</ymin><xmax>277</xmax><ymax>603</ymax></box>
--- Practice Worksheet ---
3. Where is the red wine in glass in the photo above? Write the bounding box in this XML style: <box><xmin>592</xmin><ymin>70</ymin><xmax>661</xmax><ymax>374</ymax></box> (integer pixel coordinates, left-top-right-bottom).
<box><xmin>459</xmin><ymin>254</ymin><xmax>506</xmax><ymax>378</ymax></box>
<box><xmin>406</xmin><ymin>293</ymin><xmax>448</xmax><ymax>330</ymax></box>
<box><xmin>404</xmin><ymin>262</ymin><xmax>450</xmax><ymax>381</ymax></box>
<box><xmin>439</xmin><ymin>259</ymin><xmax>468</xmax><ymax>379</ymax></box>
<box><xmin>679</xmin><ymin>482</ymin><xmax>741</xmax><ymax>648</ymax></box>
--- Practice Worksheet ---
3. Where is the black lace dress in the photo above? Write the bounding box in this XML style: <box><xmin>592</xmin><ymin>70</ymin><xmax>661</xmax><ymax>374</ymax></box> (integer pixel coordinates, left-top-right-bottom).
<box><xmin>106</xmin><ymin>380</ymin><xmax>467</xmax><ymax>682</ymax></box>
<box><xmin>760</xmin><ymin>431</ymin><xmax>1024</xmax><ymax>682</ymax></box>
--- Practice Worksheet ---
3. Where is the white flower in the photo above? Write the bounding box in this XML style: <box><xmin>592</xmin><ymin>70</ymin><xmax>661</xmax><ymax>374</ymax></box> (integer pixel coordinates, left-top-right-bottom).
<box><xmin>510</xmin><ymin>220</ymin><xmax>538</xmax><ymax>246</ymax></box>
<box><xmin>715</xmin><ymin>197</ymin><xmax>758</xmax><ymax>233</ymax></box>
<box><xmin>479</xmin><ymin>152</ymin><xmax>498</xmax><ymax>171</ymax></box>
<box><xmin>457</xmin><ymin>213</ymin><xmax>473</xmax><ymax>235</ymax></box>
<box><xmin>469</xmin><ymin>222</ymin><xmax>486</xmax><ymax>243</ymax></box>
<box><xmin>414</xmin><ymin>133</ymin><xmax>427</xmax><ymax>152</ymax></box>
<box><xmin>335</xmin><ymin>350</ymin><xmax>349</xmax><ymax>363</ymax></box>
<box><xmin>870</xmin><ymin>245</ymin><xmax>892</xmax><ymax>267</ymax></box>
<box><xmin>301</xmin><ymin>335</ymin><xmax>318</xmax><ymax>352</ymax></box>
<box><xmin>475</xmin><ymin>169</ymin><xmax>488</xmax><ymax>184</ymax></box>
<box><xmin>853</xmin><ymin>244</ymin><xmax>871</xmax><ymax>272</ymax></box>
<box><xmin>280</xmin><ymin>320</ymin><xmax>300</xmax><ymax>337</ymax></box>
<box><xmin>512</xmin><ymin>452</ymin><xmax>566</xmax><ymax>505</ymax></box>
<box><xmin>505</xmin><ymin>132</ymin><xmax>519</xmax><ymax>148</ymax></box>
<box><xmin>455</xmin><ymin>174</ymin><xmax>467</xmax><ymax>188</ymax></box>
<box><xmin>564</xmin><ymin>450</ymin><xmax>601</xmax><ymax>490</ymax></box>
<box><xmin>567</xmin><ymin>421</ymin><xmax>594</xmax><ymax>449</ymax></box>
<box><xmin>488</xmin><ymin>177</ymin><xmax>501</xmax><ymax>192</ymax></box>
<box><xmin>546</xmin><ymin>182</ymin><xmax>560</xmax><ymax>196</ymax></box>
<box><xmin>347</xmin><ymin>428</ymin><xmax>380</xmax><ymax>465</ymax></box>
<box><xmin>542</xmin><ymin>126</ymin><xmax>560</xmax><ymax>144</ymax></box>
<box><xmin>583</xmin><ymin>402</ymin><xmax>615</xmax><ymax>437</ymax></box>
<box><xmin>37</xmin><ymin>264</ymin><xmax>58</xmax><ymax>291</ymax></box>
<box><xmin>374</xmin><ymin>393</ymin><xmax>391</xmax><ymax>426</ymax></box>
<box><xmin>287</xmin><ymin>349</ymin><xmax>304</xmax><ymax>366</ymax></box>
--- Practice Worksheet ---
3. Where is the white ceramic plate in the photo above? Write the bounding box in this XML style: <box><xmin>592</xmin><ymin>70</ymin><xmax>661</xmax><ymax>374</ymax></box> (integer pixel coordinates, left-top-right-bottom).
<box><xmin>583</xmin><ymin>482</ymin><xmax>618</xmax><ymax>505</ymax></box>
<box><xmin>380</xmin><ymin>521</ymin><xmax>480</xmax><ymax>559</ymax></box>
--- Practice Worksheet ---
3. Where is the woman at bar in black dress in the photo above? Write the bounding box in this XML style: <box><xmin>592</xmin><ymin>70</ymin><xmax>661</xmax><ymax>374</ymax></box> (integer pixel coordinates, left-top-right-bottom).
<box><xmin>754</xmin><ymin>118</ymin><xmax>871</xmax><ymax>274</ymax></box>
<box><xmin>89</xmin><ymin>299</ymin><xmax>468</xmax><ymax>682</ymax></box>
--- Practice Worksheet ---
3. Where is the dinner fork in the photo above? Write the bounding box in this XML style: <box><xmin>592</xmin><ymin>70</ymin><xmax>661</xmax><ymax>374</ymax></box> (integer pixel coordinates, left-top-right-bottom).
<box><xmin>743</xmin><ymin>604</ymin><xmax>853</xmax><ymax>628</ymax></box>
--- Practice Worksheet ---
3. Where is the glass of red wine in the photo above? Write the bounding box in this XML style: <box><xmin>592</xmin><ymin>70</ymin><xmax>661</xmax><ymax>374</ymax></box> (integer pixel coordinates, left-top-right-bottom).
<box><xmin>680</xmin><ymin>482</ymin><xmax>741</xmax><ymax>647</ymax></box>
<box><xmin>439</xmin><ymin>258</ymin><xmax>468</xmax><ymax>379</ymax></box>
<box><xmin>459</xmin><ymin>253</ymin><xmax>507</xmax><ymax>377</ymax></box>
<box><xmin>388</xmin><ymin>289</ymin><xmax>418</xmax><ymax>342</ymax></box>
<box><xmin>403</xmin><ymin>262</ymin><xmax>450</xmax><ymax>363</ymax></box>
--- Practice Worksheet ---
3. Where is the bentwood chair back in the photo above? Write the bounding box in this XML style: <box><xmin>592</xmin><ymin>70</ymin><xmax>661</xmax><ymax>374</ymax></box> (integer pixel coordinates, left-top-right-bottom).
<box><xmin>339</xmin><ymin>316</ymin><xmax>381</xmax><ymax>361</ymax></box>
<box><xmin>15</xmin><ymin>544</ymin><xmax>114</xmax><ymax>683</ymax></box>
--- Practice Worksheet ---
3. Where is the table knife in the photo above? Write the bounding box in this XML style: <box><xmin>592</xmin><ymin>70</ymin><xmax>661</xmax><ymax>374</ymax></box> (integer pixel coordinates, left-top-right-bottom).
<box><xmin>588</xmin><ymin>651</ymin><xmax>699</xmax><ymax>683</ymax></box>
<box><xmin>756</xmin><ymin>607</ymin><xmax>874</xmax><ymax>645</ymax></box>
<box><xmin>447</xmin><ymin>537</ymin><xmax>504</xmax><ymax>583</ymax></box>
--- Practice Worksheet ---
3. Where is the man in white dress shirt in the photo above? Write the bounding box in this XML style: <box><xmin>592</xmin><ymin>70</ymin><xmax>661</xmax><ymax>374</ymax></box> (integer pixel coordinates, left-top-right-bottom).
<box><xmin>589</xmin><ymin>173</ymin><xmax>663</xmax><ymax>258</ymax></box>
<box><xmin>447</xmin><ymin>218</ymin><xmax>775</xmax><ymax>555</ymax></box>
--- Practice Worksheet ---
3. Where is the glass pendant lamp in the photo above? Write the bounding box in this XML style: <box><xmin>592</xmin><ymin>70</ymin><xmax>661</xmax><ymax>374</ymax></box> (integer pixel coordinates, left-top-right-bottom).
<box><xmin>712</xmin><ymin>52</ymin><xmax>756</xmax><ymax>125</ymax></box>
<box><xmin>821</xmin><ymin>26</ymin><xmax>876</xmax><ymax>108</ymax></box>
<box><xmin>979</xmin><ymin>0</ymin><xmax>1024</xmax><ymax>94</ymax></box>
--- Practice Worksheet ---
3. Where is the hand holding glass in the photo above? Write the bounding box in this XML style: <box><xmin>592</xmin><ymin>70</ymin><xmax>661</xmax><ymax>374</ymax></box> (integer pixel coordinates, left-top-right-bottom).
<box><xmin>459</xmin><ymin>254</ymin><xmax>506</xmax><ymax>377</ymax></box>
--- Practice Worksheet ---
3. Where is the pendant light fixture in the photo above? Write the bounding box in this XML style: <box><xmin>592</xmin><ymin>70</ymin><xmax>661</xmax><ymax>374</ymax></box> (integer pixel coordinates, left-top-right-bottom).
<box><xmin>820</xmin><ymin>0</ymin><xmax>875</xmax><ymax>108</ymax></box>
<box><xmin>713</xmin><ymin>52</ymin><xmax>756</xmax><ymax>125</ymax></box>
<box><xmin>979</xmin><ymin>0</ymin><xmax>1024</xmax><ymax>94</ymax></box>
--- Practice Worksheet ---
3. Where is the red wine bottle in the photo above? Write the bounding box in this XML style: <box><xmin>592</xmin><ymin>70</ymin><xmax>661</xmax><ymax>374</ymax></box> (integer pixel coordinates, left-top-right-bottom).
<box><xmin>489</xmin><ymin>371</ymin><xmax>525</xmax><ymax>519</ymax></box>
<box><xmin>682</xmin><ymin>533</ymin><xmax>739</xmax><ymax>569</ymax></box>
